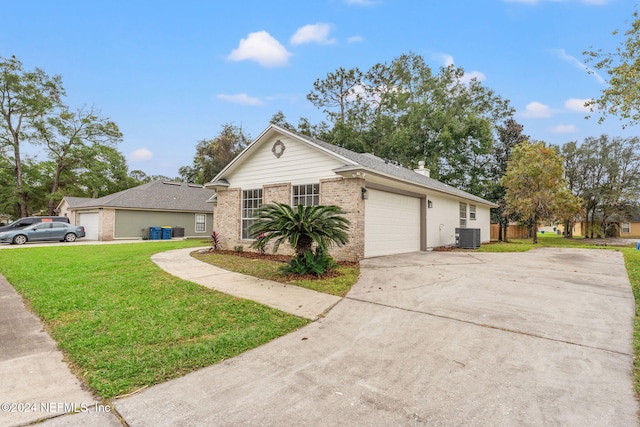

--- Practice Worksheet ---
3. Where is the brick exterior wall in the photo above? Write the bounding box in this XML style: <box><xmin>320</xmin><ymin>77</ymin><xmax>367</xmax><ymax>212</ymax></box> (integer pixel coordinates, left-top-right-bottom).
<box><xmin>261</xmin><ymin>183</ymin><xmax>295</xmax><ymax>256</ymax></box>
<box><xmin>99</xmin><ymin>208</ymin><xmax>116</xmax><ymax>240</ymax></box>
<box><xmin>213</xmin><ymin>188</ymin><xmax>241</xmax><ymax>250</ymax></box>
<box><xmin>320</xmin><ymin>177</ymin><xmax>365</xmax><ymax>262</ymax></box>
<box><xmin>263</xmin><ymin>183</ymin><xmax>290</xmax><ymax>205</ymax></box>
<box><xmin>213</xmin><ymin>178</ymin><xmax>365</xmax><ymax>262</ymax></box>
<box><xmin>57</xmin><ymin>200</ymin><xmax>74</xmax><ymax>223</ymax></box>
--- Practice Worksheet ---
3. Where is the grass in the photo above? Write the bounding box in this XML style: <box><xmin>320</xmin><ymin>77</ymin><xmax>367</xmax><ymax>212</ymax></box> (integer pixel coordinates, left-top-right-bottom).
<box><xmin>0</xmin><ymin>240</ymin><xmax>308</xmax><ymax>399</ymax></box>
<box><xmin>191</xmin><ymin>252</ymin><xmax>360</xmax><ymax>297</ymax></box>
<box><xmin>480</xmin><ymin>234</ymin><xmax>640</xmax><ymax>397</ymax></box>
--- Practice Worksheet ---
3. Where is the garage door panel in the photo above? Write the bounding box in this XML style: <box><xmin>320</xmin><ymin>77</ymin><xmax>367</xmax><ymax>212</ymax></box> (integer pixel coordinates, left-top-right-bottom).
<box><xmin>78</xmin><ymin>213</ymin><xmax>99</xmax><ymax>240</ymax></box>
<box><xmin>365</xmin><ymin>189</ymin><xmax>421</xmax><ymax>258</ymax></box>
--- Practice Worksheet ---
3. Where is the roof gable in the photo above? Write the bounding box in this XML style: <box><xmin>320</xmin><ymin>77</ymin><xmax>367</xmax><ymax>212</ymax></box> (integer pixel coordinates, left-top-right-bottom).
<box><xmin>207</xmin><ymin>125</ymin><xmax>357</xmax><ymax>186</ymax></box>
<box><xmin>206</xmin><ymin>124</ymin><xmax>496</xmax><ymax>207</ymax></box>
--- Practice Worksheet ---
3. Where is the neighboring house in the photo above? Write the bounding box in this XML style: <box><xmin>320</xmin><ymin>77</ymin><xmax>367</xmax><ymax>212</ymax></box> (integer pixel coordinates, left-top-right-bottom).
<box><xmin>572</xmin><ymin>214</ymin><xmax>640</xmax><ymax>238</ymax></box>
<box><xmin>57</xmin><ymin>181</ymin><xmax>215</xmax><ymax>240</ymax></box>
<box><xmin>205</xmin><ymin>124</ymin><xmax>497</xmax><ymax>261</ymax></box>
<box><xmin>619</xmin><ymin>218</ymin><xmax>640</xmax><ymax>237</ymax></box>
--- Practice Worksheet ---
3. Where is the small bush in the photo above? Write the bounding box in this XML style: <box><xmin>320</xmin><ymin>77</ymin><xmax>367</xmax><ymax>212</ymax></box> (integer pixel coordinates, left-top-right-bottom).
<box><xmin>211</xmin><ymin>231</ymin><xmax>221</xmax><ymax>250</ymax></box>
<box><xmin>605</xmin><ymin>223</ymin><xmax>619</xmax><ymax>238</ymax></box>
<box><xmin>233</xmin><ymin>245</ymin><xmax>244</xmax><ymax>253</ymax></box>
<box><xmin>280</xmin><ymin>249</ymin><xmax>337</xmax><ymax>276</ymax></box>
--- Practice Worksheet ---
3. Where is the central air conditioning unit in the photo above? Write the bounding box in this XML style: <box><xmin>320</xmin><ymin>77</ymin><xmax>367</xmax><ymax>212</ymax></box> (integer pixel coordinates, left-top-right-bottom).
<box><xmin>455</xmin><ymin>228</ymin><xmax>481</xmax><ymax>249</ymax></box>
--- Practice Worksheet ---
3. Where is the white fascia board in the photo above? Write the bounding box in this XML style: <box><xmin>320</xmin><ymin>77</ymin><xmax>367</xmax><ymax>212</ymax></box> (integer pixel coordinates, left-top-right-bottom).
<box><xmin>332</xmin><ymin>166</ymin><xmax>498</xmax><ymax>208</ymax></box>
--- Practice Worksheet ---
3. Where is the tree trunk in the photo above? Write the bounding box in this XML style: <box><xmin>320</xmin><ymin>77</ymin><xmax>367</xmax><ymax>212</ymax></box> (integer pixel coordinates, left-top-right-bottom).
<box><xmin>47</xmin><ymin>163</ymin><xmax>64</xmax><ymax>215</ymax></box>
<box><xmin>295</xmin><ymin>235</ymin><xmax>314</xmax><ymax>258</ymax></box>
<box><xmin>564</xmin><ymin>219</ymin><xmax>573</xmax><ymax>238</ymax></box>
<box><xmin>533</xmin><ymin>214</ymin><xmax>538</xmax><ymax>244</ymax></box>
<box><xmin>11</xmin><ymin>126</ymin><xmax>28</xmax><ymax>217</ymax></box>
<box><xmin>504</xmin><ymin>222</ymin><xmax>509</xmax><ymax>243</ymax></box>
<box><xmin>498</xmin><ymin>223</ymin><xmax>503</xmax><ymax>242</ymax></box>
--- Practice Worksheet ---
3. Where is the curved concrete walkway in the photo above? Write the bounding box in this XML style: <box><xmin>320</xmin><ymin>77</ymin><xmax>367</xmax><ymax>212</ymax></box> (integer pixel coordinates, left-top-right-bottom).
<box><xmin>115</xmin><ymin>248</ymin><xmax>639</xmax><ymax>426</ymax></box>
<box><xmin>151</xmin><ymin>247</ymin><xmax>342</xmax><ymax>320</ymax></box>
<box><xmin>4</xmin><ymin>246</ymin><xmax>638</xmax><ymax>426</ymax></box>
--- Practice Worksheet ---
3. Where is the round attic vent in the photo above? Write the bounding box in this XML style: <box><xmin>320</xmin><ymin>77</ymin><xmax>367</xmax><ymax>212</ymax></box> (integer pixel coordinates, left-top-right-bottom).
<box><xmin>272</xmin><ymin>140</ymin><xmax>285</xmax><ymax>158</ymax></box>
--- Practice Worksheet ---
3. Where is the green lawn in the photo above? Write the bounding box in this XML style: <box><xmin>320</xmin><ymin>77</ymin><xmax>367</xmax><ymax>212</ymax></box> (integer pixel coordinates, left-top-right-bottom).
<box><xmin>480</xmin><ymin>234</ymin><xmax>640</xmax><ymax>397</ymax></box>
<box><xmin>191</xmin><ymin>252</ymin><xmax>360</xmax><ymax>297</ymax></box>
<box><xmin>0</xmin><ymin>240</ymin><xmax>308</xmax><ymax>399</ymax></box>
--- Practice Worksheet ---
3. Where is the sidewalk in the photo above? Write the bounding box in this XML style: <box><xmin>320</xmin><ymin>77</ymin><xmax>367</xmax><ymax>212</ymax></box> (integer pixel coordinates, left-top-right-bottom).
<box><xmin>151</xmin><ymin>247</ymin><xmax>342</xmax><ymax>320</ymax></box>
<box><xmin>0</xmin><ymin>276</ymin><xmax>108</xmax><ymax>427</ymax></box>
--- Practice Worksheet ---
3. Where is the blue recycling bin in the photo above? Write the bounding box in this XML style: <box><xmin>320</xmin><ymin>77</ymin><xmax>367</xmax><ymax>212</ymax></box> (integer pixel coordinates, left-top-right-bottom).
<box><xmin>636</xmin><ymin>242</ymin><xmax>640</xmax><ymax>250</ymax></box>
<box><xmin>161</xmin><ymin>226</ymin><xmax>173</xmax><ymax>240</ymax></box>
<box><xmin>149</xmin><ymin>226</ymin><xmax>161</xmax><ymax>240</ymax></box>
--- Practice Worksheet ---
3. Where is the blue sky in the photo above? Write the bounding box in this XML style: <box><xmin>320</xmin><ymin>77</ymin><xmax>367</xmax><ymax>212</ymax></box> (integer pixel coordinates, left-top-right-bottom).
<box><xmin>2</xmin><ymin>0</ymin><xmax>638</xmax><ymax>178</ymax></box>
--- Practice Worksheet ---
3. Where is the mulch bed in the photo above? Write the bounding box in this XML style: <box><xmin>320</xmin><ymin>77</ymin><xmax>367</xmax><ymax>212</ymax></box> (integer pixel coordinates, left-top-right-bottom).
<box><xmin>208</xmin><ymin>249</ymin><xmax>292</xmax><ymax>263</ymax></box>
<box><xmin>199</xmin><ymin>248</ymin><xmax>359</xmax><ymax>281</ymax></box>
<box><xmin>432</xmin><ymin>245</ymin><xmax>458</xmax><ymax>252</ymax></box>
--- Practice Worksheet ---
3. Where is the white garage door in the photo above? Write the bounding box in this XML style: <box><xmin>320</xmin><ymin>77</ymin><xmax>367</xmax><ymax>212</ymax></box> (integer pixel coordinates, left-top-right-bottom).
<box><xmin>77</xmin><ymin>212</ymin><xmax>99</xmax><ymax>240</ymax></box>
<box><xmin>364</xmin><ymin>189</ymin><xmax>421</xmax><ymax>258</ymax></box>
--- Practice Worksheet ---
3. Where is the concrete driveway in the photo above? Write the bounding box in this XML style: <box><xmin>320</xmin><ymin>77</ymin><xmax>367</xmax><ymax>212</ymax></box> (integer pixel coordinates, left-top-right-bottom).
<box><xmin>114</xmin><ymin>248</ymin><xmax>638</xmax><ymax>426</ymax></box>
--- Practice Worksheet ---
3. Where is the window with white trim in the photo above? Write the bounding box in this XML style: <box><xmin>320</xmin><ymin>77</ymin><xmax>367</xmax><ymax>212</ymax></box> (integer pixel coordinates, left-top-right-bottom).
<box><xmin>622</xmin><ymin>222</ymin><xmax>631</xmax><ymax>233</ymax></box>
<box><xmin>242</xmin><ymin>189</ymin><xmax>262</xmax><ymax>239</ymax></box>
<box><xmin>292</xmin><ymin>184</ymin><xmax>319</xmax><ymax>206</ymax></box>
<box><xmin>470</xmin><ymin>204</ymin><xmax>477</xmax><ymax>220</ymax></box>
<box><xmin>195</xmin><ymin>214</ymin><xmax>206</xmax><ymax>233</ymax></box>
<box><xmin>459</xmin><ymin>202</ymin><xmax>467</xmax><ymax>228</ymax></box>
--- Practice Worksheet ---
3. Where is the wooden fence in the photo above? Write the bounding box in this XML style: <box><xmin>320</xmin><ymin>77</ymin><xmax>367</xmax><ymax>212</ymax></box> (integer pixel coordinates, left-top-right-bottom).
<box><xmin>490</xmin><ymin>224</ymin><xmax>531</xmax><ymax>240</ymax></box>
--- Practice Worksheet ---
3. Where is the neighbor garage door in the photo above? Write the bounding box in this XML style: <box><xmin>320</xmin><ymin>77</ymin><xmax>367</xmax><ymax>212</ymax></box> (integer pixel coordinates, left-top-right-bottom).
<box><xmin>364</xmin><ymin>189</ymin><xmax>421</xmax><ymax>258</ymax></box>
<box><xmin>77</xmin><ymin>212</ymin><xmax>99</xmax><ymax>240</ymax></box>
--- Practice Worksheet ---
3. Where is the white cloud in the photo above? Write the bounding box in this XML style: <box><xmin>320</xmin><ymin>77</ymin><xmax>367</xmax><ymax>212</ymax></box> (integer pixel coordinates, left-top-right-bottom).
<box><xmin>564</xmin><ymin>98</ymin><xmax>591</xmax><ymax>112</ymax></box>
<box><xmin>347</xmin><ymin>35</ymin><xmax>364</xmax><ymax>43</ymax></box>
<box><xmin>460</xmin><ymin>70</ymin><xmax>486</xmax><ymax>83</ymax></box>
<box><xmin>553</xmin><ymin>49</ymin><xmax>605</xmax><ymax>84</ymax></box>
<box><xmin>228</xmin><ymin>31</ymin><xmax>292</xmax><ymax>67</ymax></box>
<box><xmin>130</xmin><ymin>148</ymin><xmax>153</xmax><ymax>162</ymax></box>
<box><xmin>522</xmin><ymin>101</ymin><xmax>552</xmax><ymax>118</ymax></box>
<box><xmin>217</xmin><ymin>93</ymin><xmax>264</xmax><ymax>106</ymax></box>
<box><xmin>291</xmin><ymin>23</ymin><xmax>336</xmax><ymax>46</ymax></box>
<box><xmin>435</xmin><ymin>53</ymin><xmax>485</xmax><ymax>83</ymax></box>
<box><xmin>434</xmin><ymin>53</ymin><xmax>455</xmax><ymax>67</ymax></box>
<box><xmin>550</xmin><ymin>124</ymin><xmax>579</xmax><ymax>133</ymax></box>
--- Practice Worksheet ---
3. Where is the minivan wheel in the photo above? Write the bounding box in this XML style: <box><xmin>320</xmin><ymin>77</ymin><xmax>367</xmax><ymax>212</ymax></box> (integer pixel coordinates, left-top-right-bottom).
<box><xmin>13</xmin><ymin>235</ymin><xmax>27</xmax><ymax>245</ymax></box>
<box><xmin>64</xmin><ymin>233</ymin><xmax>77</xmax><ymax>242</ymax></box>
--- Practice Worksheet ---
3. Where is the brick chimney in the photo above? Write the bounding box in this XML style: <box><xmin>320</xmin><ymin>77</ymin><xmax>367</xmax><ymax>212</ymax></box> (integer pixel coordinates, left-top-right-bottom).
<box><xmin>414</xmin><ymin>160</ymin><xmax>430</xmax><ymax>177</ymax></box>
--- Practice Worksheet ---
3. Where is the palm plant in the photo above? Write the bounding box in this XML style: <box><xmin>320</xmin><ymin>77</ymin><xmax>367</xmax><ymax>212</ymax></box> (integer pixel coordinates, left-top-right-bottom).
<box><xmin>248</xmin><ymin>203</ymin><xmax>350</xmax><ymax>257</ymax></box>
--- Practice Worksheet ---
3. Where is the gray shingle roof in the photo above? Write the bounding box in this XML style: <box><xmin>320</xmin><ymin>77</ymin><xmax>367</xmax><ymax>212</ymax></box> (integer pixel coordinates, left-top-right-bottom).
<box><xmin>71</xmin><ymin>181</ymin><xmax>215</xmax><ymax>212</ymax></box>
<box><xmin>63</xmin><ymin>196</ymin><xmax>93</xmax><ymax>208</ymax></box>
<box><xmin>289</xmin><ymin>127</ymin><xmax>496</xmax><ymax>207</ymax></box>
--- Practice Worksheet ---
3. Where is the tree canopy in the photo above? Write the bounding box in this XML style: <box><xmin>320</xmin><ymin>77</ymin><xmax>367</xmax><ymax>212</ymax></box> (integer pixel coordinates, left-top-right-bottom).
<box><xmin>0</xmin><ymin>55</ymin><xmax>64</xmax><ymax>216</ymax></box>
<box><xmin>558</xmin><ymin>135</ymin><xmax>640</xmax><ymax>237</ymax></box>
<box><xmin>179</xmin><ymin>123</ymin><xmax>249</xmax><ymax>184</ymax></box>
<box><xmin>584</xmin><ymin>10</ymin><xmax>640</xmax><ymax>127</ymax></box>
<box><xmin>502</xmin><ymin>142</ymin><xmax>581</xmax><ymax>243</ymax></box>
<box><xmin>0</xmin><ymin>55</ymin><xmax>146</xmax><ymax>218</ymax></box>
<box><xmin>303</xmin><ymin>52</ymin><xmax>514</xmax><ymax>197</ymax></box>
<box><xmin>488</xmin><ymin>118</ymin><xmax>529</xmax><ymax>241</ymax></box>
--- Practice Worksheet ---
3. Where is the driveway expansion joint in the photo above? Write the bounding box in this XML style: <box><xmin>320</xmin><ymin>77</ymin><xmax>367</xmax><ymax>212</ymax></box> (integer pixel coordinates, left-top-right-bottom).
<box><xmin>344</xmin><ymin>296</ymin><xmax>634</xmax><ymax>357</ymax></box>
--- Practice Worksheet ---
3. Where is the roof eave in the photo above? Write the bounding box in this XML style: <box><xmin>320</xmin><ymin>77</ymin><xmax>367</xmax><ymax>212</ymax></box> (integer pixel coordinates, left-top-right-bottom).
<box><xmin>204</xmin><ymin>179</ymin><xmax>230</xmax><ymax>190</ymax></box>
<box><xmin>332</xmin><ymin>166</ymin><xmax>498</xmax><ymax>208</ymax></box>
